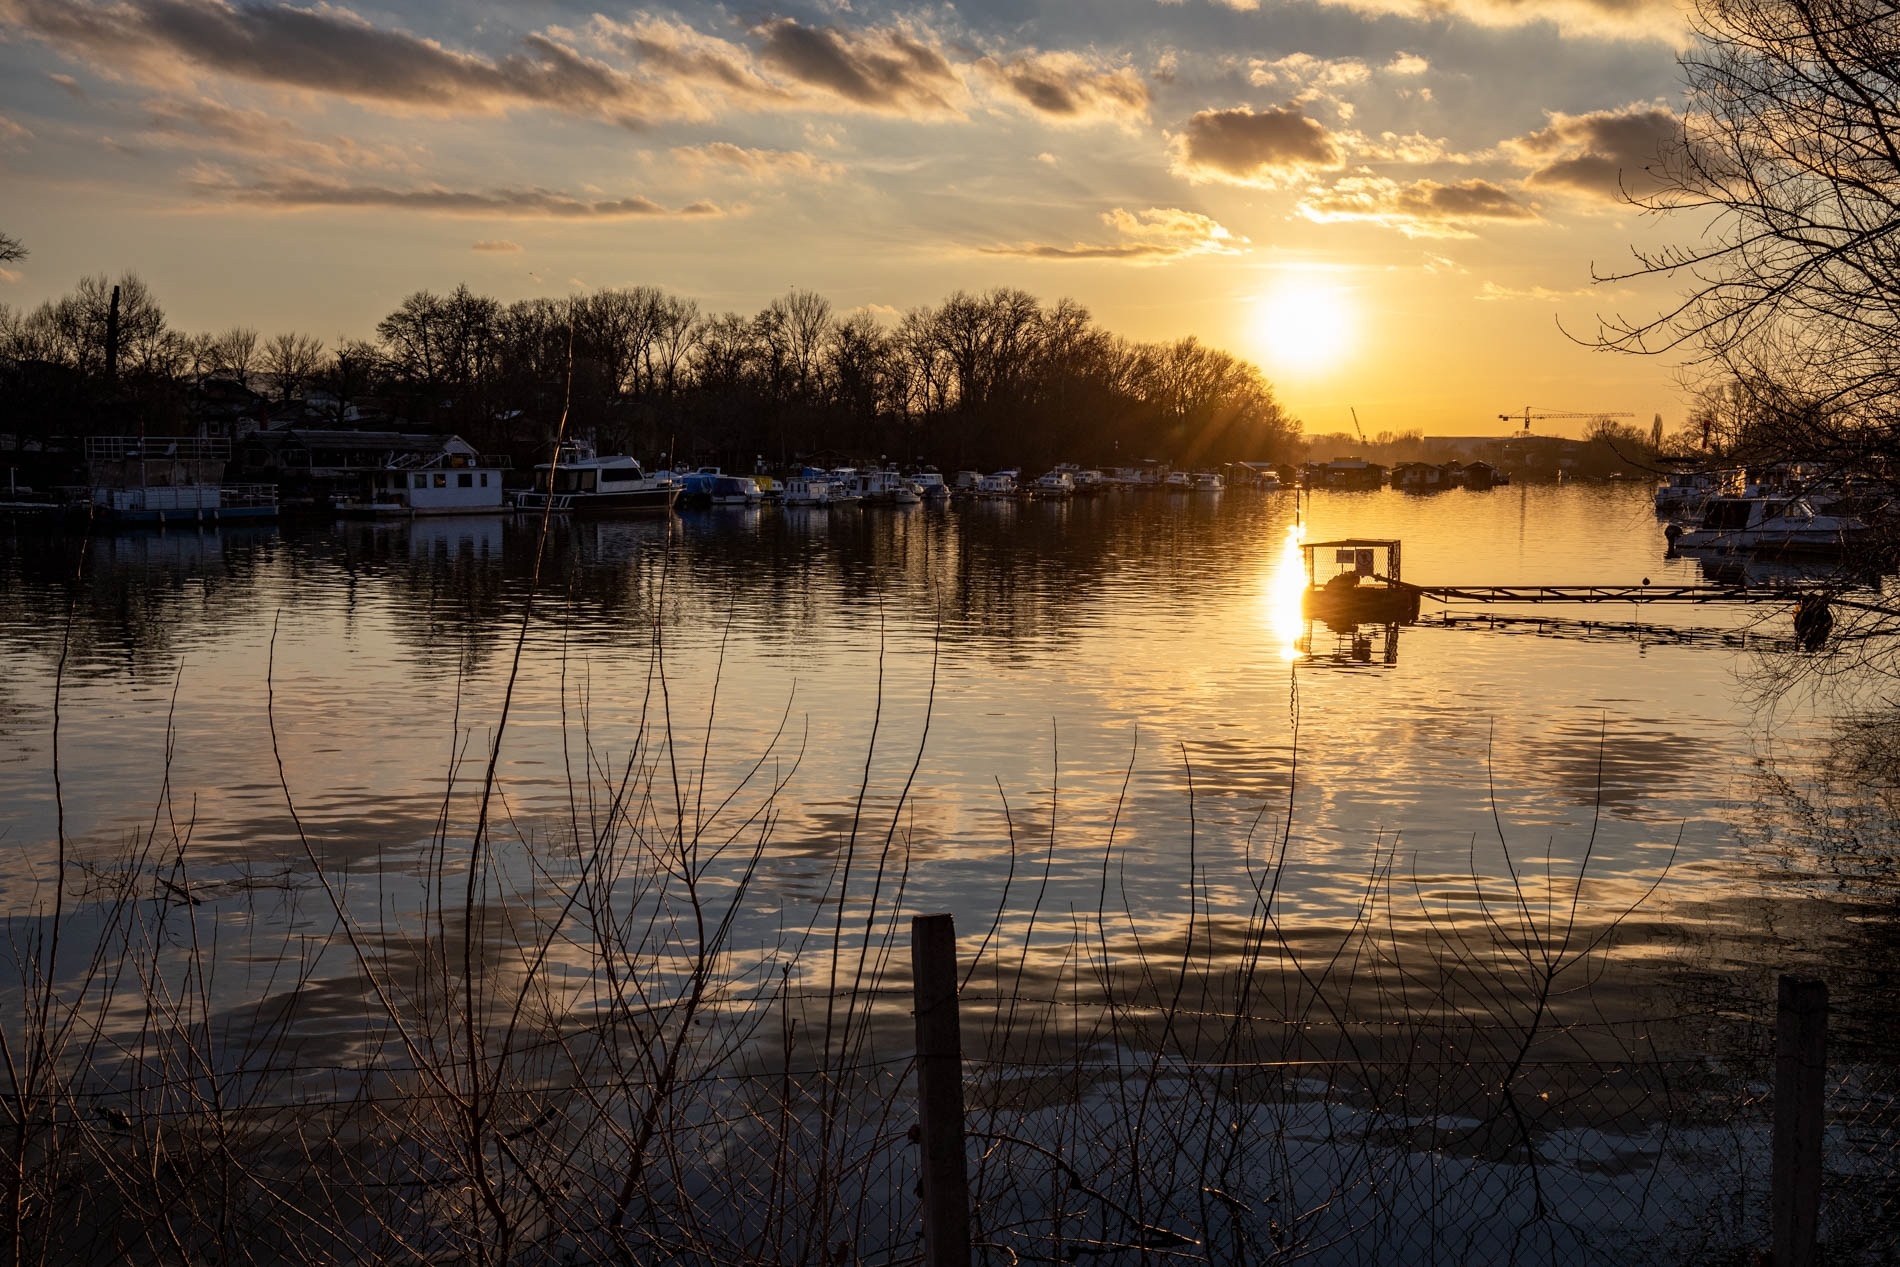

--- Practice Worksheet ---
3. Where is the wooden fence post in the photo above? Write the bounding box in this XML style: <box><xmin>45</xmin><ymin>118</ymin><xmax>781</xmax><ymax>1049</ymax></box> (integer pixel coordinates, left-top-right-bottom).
<box><xmin>1771</xmin><ymin>974</ymin><xmax>1827</xmax><ymax>1267</ymax></box>
<box><xmin>912</xmin><ymin>913</ymin><xmax>971</xmax><ymax>1267</ymax></box>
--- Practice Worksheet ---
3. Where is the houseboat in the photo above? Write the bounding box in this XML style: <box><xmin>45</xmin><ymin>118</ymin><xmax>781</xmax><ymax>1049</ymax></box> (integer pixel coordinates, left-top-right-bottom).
<box><xmin>85</xmin><ymin>436</ymin><xmax>278</xmax><ymax>525</ymax></box>
<box><xmin>513</xmin><ymin>443</ymin><xmax>680</xmax><ymax>516</ymax></box>
<box><xmin>335</xmin><ymin>451</ymin><xmax>508</xmax><ymax>517</ymax></box>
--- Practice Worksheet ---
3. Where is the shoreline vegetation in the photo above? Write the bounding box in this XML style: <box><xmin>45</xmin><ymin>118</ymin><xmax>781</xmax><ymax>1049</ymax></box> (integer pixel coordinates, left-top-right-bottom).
<box><xmin>0</xmin><ymin>279</ymin><xmax>1303</xmax><ymax>478</ymax></box>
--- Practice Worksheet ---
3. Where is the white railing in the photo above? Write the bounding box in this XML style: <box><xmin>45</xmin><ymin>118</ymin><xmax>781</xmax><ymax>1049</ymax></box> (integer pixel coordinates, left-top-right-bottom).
<box><xmin>85</xmin><ymin>436</ymin><xmax>231</xmax><ymax>461</ymax></box>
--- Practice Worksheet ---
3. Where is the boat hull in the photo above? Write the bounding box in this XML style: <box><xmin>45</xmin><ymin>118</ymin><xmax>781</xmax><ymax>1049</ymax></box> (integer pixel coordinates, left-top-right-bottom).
<box><xmin>514</xmin><ymin>487</ymin><xmax>680</xmax><ymax>516</ymax></box>
<box><xmin>1302</xmin><ymin>585</ymin><xmax>1422</xmax><ymax>630</ymax></box>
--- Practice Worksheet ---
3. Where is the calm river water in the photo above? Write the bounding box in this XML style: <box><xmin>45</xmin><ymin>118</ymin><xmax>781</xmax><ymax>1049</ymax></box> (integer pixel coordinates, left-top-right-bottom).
<box><xmin>0</xmin><ymin>483</ymin><xmax>1888</xmax><ymax>1036</ymax></box>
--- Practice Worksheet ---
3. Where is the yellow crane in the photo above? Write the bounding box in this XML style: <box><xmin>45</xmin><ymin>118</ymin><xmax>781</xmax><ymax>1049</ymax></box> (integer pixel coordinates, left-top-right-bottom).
<box><xmin>1499</xmin><ymin>406</ymin><xmax>1636</xmax><ymax>433</ymax></box>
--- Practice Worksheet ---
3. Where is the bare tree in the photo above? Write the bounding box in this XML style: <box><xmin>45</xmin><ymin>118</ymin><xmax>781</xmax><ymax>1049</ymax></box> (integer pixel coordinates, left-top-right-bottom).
<box><xmin>0</xmin><ymin>232</ymin><xmax>24</xmax><ymax>264</ymax></box>
<box><xmin>214</xmin><ymin>326</ymin><xmax>260</xmax><ymax>389</ymax></box>
<box><xmin>262</xmin><ymin>331</ymin><xmax>325</xmax><ymax>402</ymax></box>
<box><xmin>1600</xmin><ymin>0</ymin><xmax>1900</xmax><ymax>468</ymax></box>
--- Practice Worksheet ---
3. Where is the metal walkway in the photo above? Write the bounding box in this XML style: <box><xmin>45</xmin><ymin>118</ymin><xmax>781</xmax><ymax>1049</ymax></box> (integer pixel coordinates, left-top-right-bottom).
<box><xmin>1410</xmin><ymin>583</ymin><xmax>1808</xmax><ymax>605</ymax></box>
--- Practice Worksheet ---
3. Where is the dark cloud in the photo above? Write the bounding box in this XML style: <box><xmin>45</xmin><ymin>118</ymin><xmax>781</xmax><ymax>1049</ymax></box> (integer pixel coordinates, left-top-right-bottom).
<box><xmin>1299</xmin><ymin>176</ymin><xmax>1537</xmax><ymax>237</ymax></box>
<box><xmin>0</xmin><ymin>0</ymin><xmax>661</xmax><ymax>125</ymax></box>
<box><xmin>141</xmin><ymin>96</ymin><xmax>407</xmax><ymax>167</ymax></box>
<box><xmin>1172</xmin><ymin>106</ymin><xmax>1345</xmax><ymax>187</ymax></box>
<box><xmin>977</xmin><ymin>52</ymin><xmax>1148</xmax><ymax>123</ymax></box>
<box><xmin>1507</xmin><ymin>106</ymin><xmax>1683</xmax><ymax>200</ymax></box>
<box><xmin>192</xmin><ymin>170</ymin><xmax>723</xmax><ymax>219</ymax></box>
<box><xmin>754</xmin><ymin>18</ymin><xmax>961</xmax><ymax>115</ymax></box>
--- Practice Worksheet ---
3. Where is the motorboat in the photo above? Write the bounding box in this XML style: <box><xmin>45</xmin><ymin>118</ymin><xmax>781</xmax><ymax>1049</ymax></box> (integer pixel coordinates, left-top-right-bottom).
<box><xmin>913</xmin><ymin>470</ymin><xmax>950</xmax><ymax>501</ymax></box>
<box><xmin>1033</xmin><ymin>470</ymin><xmax>1075</xmax><ymax>499</ymax></box>
<box><xmin>710</xmin><ymin>475</ymin><xmax>762</xmax><ymax>506</ymax></box>
<box><xmin>1163</xmin><ymin>471</ymin><xmax>1193</xmax><ymax>491</ymax></box>
<box><xmin>514</xmin><ymin>443</ymin><xmax>680</xmax><ymax>515</ymax></box>
<box><xmin>1666</xmin><ymin>495</ymin><xmax>1869</xmax><ymax>554</ymax></box>
<box><xmin>1191</xmin><ymin>472</ymin><xmax>1225</xmax><ymax>493</ymax></box>
<box><xmin>1655</xmin><ymin>468</ymin><xmax>1740</xmax><ymax>515</ymax></box>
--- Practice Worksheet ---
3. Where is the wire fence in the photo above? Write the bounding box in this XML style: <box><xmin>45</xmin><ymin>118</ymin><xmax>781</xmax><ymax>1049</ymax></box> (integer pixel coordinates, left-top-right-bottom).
<box><xmin>6</xmin><ymin>954</ymin><xmax>1895</xmax><ymax>1266</ymax></box>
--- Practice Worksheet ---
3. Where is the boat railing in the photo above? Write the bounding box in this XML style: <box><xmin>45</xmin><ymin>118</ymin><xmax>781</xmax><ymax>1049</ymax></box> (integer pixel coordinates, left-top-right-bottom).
<box><xmin>85</xmin><ymin>436</ymin><xmax>232</xmax><ymax>462</ymax></box>
<box><xmin>220</xmin><ymin>483</ymin><xmax>280</xmax><ymax>507</ymax></box>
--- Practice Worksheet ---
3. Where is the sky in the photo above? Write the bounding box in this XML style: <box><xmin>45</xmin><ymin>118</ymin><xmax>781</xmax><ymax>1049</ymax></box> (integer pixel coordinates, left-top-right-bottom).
<box><xmin>0</xmin><ymin>0</ymin><xmax>1709</xmax><ymax>436</ymax></box>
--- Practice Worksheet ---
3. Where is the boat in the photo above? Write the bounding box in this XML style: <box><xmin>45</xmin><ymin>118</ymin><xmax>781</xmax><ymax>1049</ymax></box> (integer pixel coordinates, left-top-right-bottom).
<box><xmin>976</xmin><ymin>472</ymin><xmax>1017</xmax><ymax>499</ymax></box>
<box><xmin>709</xmin><ymin>475</ymin><xmax>762</xmax><ymax>506</ymax></box>
<box><xmin>913</xmin><ymin>471</ymin><xmax>950</xmax><ymax>501</ymax></box>
<box><xmin>782</xmin><ymin>475</ymin><xmax>836</xmax><ymax>507</ymax></box>
<box><xmin>1033</xmin><ymin>470</ymin><xmax>1075</xmax><ymax>499</ymax></box>
<box><xmin>1665</xmin><ymin>495</ymin><xmax>1869</xmax><ymax>554</ymax></box>
<box><xmin>1191</xmin><ymin>472</ymin><xmax>1225</xmax><ymax>493</ymax></box>
<box><xmin>1163</xmin><ymin>471</ymin><xmax>1193</xmax><ymax>491</ymax></box>
<box><xmin>892</xmin><ymin>482</ymin><xmax>923</xmax><ymax>506</ymax></box>
<box><xmin>335</xmin><ymin>452</ymin><xmax>509</xmax><ymax>517</ymax></box>
<box><xmin>84</xmin><ymin>436</ymin><xmax>278</xmax><ymax>525</ymax></box>
<box><xmin>1299</xmin><ymin>539</ymin><xmax>1422</xmax><ymax>630</ymax></box>
<box><xmin>512</xmin><ymin>442</ymin><xmax>680</xmax><ymax>515</ymax></box>
<box><xmin>1655</xmin><ymin>468</ymin><xmax>1739</xmax><ymax>514</ymax></box>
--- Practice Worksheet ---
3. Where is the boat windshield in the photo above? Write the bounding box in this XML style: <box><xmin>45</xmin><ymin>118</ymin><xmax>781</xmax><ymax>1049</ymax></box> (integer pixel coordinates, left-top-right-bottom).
<box><xmin>600</xmin><ymin>465</ymin><xmax>641</xmax><ymax>483</ymax></box>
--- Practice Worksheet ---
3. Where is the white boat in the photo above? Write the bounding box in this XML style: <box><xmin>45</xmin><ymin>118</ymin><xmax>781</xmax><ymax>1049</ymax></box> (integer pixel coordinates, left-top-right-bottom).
<box><xmin>1655</xmin><ymin>469</ymin><xmax>1740</xmax><ymax>515</ymax></box>
<box><xmin>513</xmin><ymin>442</ymin><xmax>679</xmax><ymax>516</ymax></box>
<box><xmin>914</xmin><ymin>471</ymin><xmax>950</xmax><ymax>501</ymax></box>
<box><xmin>1164</xmin><ymin>471</ymin><xmax>1193</xmax><ymax>491</ymax></box>
<box><xmin>1192</xmin><ymin>472</ymin><xmax>1225</xmax><ymax>493</ymax></box>
<box><xmin>976</xmin><ymin>472</ymin><xmax>1018</xmax><ymax>499</ymax></box>
<box><xmin>782</xmin><ymin>476</ymin><xmax>835</xmax><ymax>507</ymax></box>
<box><xmin>892</xmin><ymin>482</ymin><xmax>923</xmax><ymax>505</ymax></box>
<box><xmin>1033</xmin><ymin>470</ymin><xmax>1075</xmax><ymax>498</ymax></box>
<box><xmin>1667</xmin><ymin>495</ymin><xmax>1868</xmax><ymax>553</ymax></box>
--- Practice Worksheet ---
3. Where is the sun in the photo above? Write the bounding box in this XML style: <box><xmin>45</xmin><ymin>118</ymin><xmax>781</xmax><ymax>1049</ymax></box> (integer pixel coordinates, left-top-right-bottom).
<box><xmin>1253</xmin><ymin>281</ymin><xmax>1356</xmax><ymax>376</ymax></box>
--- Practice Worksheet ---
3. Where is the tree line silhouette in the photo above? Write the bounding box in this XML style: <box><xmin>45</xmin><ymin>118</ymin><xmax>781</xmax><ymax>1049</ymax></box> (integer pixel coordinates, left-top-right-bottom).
<box><xmin>1</xmin><ymin>269</ymin><xmax>1298</xmax><ymax>473</ymax></box>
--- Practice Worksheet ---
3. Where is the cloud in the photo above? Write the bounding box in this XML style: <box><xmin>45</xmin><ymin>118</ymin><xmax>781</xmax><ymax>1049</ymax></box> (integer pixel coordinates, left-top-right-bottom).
<box><xmin>1248</xmin><ymin>53</ymin><xmax>1372</xmax><ymax>93</ymax></box>
<box><xmin>139</xmin><ymin>96</ymin><xmax>409</xmax><ymax>168</ymax></box>
<box><xmin>977</xmin><ymin>50</ymin><xmax>1149</xmax><ymax>125</ymax></box>
<box><xmin>1504</xmin><ymin>105</ymin><xmax>1683</xmax><ymax>201</ymax></box>
<box><xmin>191</xmin><ymin>168</ymin><xmax>724</xmax><ymax>219</ymax></box>
<box><xmin>1308</xmin><ymin>0</ymin><xmax>1683</xmax><ymax>42</ymax></box>
<box><xmin>1171</xmin><ymin>106</ymin><xmax>1345</xmax><ymax>188</ymax></box>
<box><xmin>0</xmin><ymin>267</ymin><xmax>21</xmax><ymax>283</ymax></box>
<box><xmin>0</xmin><ymin>113</ymin><xmax>31</xmax><ymax>147</ymax></box>
<box><xmin>1387</xmin><ymin>52</ymin><xmax>1429</xmax><ymax>75</ymax></box>
<box><xmin>669</xmin><ymin>142</ymin><xmax>839</xmax><ymax>181</ymax></box>
<box><xmin>0</xmin><ymin>0</ymin><xmax>665</xmax><ymax>126</ymax></box>
<box><xmin>1478</xmin><ymin>280</ymin><xmax>1605</xmax><ymax>301</ymax></box>
<box><xmin>1297</xmin><ymin>175</ymin><xmax>1538</xmax><ymax>237</ymax></box>
<box><xmin>47</xmin><ymin>72</ymin><xmax>86</xmax><ymax>99</ymax></box>
<box><xmin>753</xmin><ymin>17</ymin><xmax>962</xmax><ymax>115</ymax></box>
<box><xmin>472</xmin><ymin>239</ymin><xmax>522</xmax><ymax>252</ymax></box>
<box><xmin>982</xmin><ymin>206</ymin><xmax>1244</xmax><ymax>261</ymax></box>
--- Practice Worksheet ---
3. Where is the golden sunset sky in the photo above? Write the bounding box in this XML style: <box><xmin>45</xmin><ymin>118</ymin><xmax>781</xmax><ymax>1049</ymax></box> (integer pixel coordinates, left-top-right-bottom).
<box><xmin>0</xmin><ymin>0</ymin><xmax>1703</xmax><ymax>436</ymax></box>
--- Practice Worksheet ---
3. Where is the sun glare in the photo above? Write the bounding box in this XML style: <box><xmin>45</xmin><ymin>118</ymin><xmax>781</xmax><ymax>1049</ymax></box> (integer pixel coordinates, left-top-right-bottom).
<box><xmin>1254</xmin><ymin>282</ymin><xmax>1355</xmax><ymax>376</ymax></box>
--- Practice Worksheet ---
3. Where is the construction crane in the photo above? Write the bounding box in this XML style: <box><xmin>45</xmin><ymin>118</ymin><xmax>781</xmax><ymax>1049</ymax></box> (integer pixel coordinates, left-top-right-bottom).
<box><xmin>1350</xmin><ymin>407</ymin><xmax>1368</xmax><ymax>445</ymax></box>
<box><xmin>1500</xmin><ymin>406</ymin><xmax>1636</xmax><ymax>434</ymax></box>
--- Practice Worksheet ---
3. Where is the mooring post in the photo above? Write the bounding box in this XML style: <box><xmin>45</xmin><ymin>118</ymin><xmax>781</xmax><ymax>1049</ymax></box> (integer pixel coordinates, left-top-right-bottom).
<box><xmin>911</xmin><ymin>913</ymin><xmax>971</xmax><ymax>1267</ymax></box>
<box><xmin>1771</xmin><ymin>974</ymin><xmax>1827</xmax><ymax>1266</ymax></box>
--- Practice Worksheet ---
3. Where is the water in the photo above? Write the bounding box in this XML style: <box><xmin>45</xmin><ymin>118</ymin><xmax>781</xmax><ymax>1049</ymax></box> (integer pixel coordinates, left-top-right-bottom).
<box><xmin>0</xmin><ymin>485</ymin><xmax>1873</xmax><ymax>1016</ymax></box>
